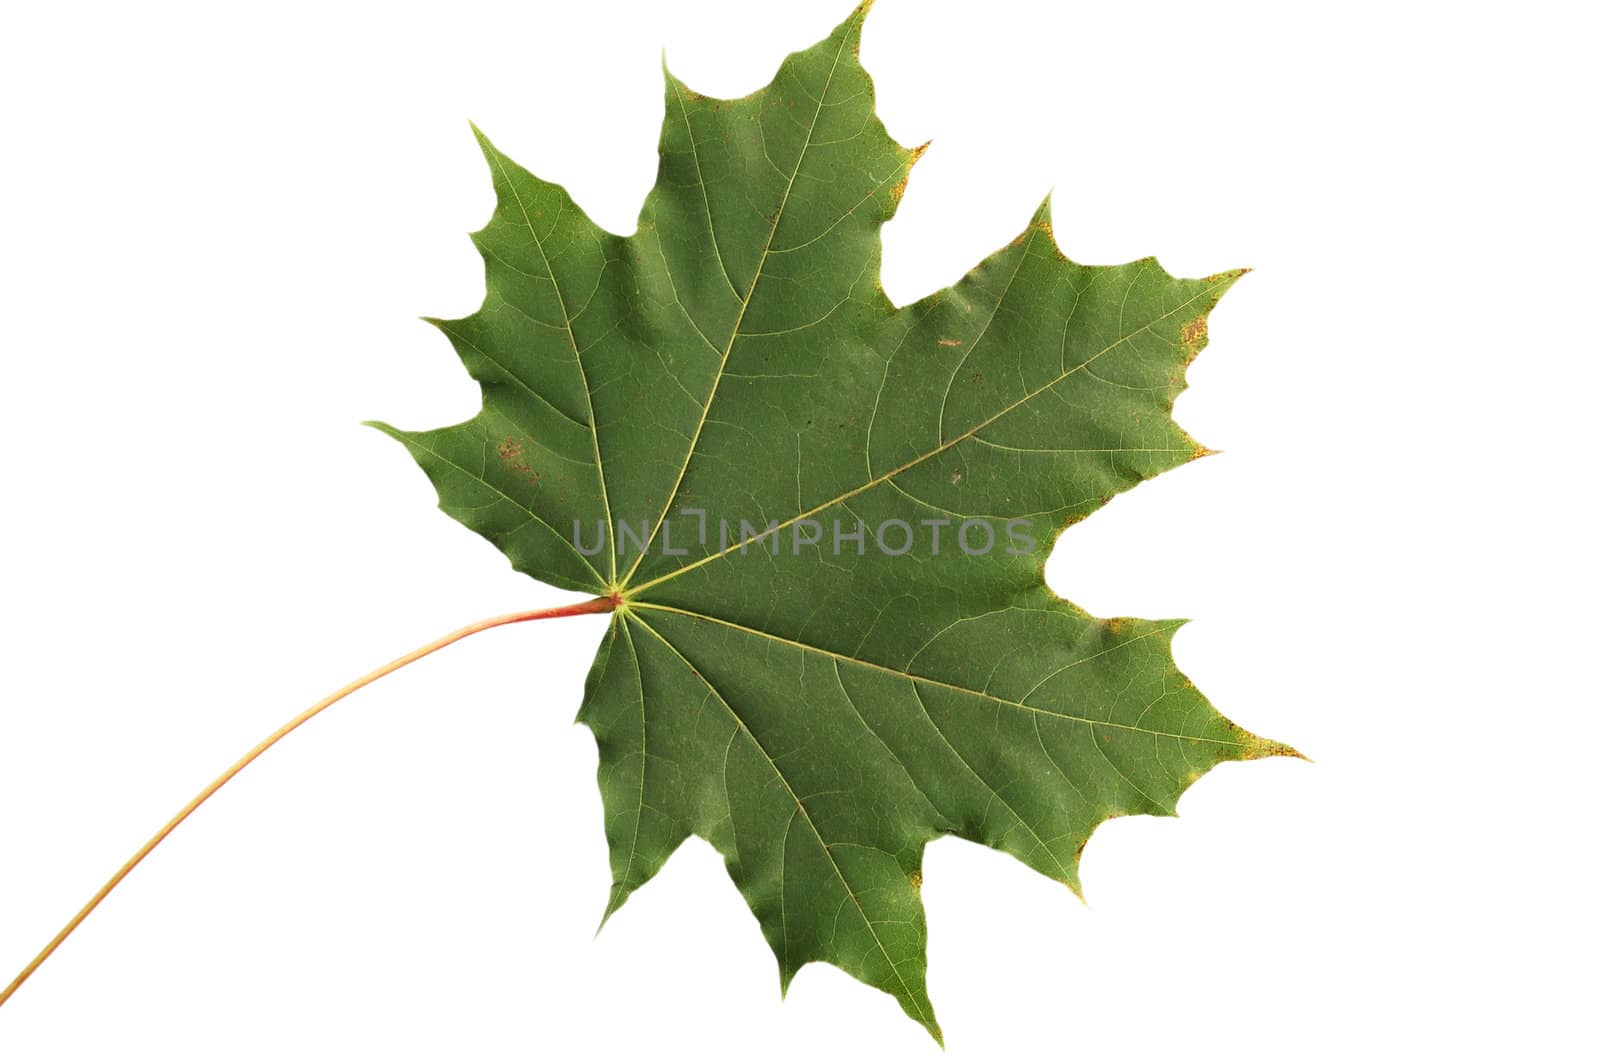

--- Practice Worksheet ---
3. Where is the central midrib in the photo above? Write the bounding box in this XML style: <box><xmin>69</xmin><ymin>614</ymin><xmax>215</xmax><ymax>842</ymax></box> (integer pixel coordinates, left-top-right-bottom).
<box><xmin>634</xmin><ymin>600</ymin><xmax>1250</xmax><ymax>749</ymax></box>
<box><xmin>625</xmin><ymin>273</ymin><xmax>1234</xmax><ymax>597</ymax></box>
<box><xmin>629</xmin><ymin>610</ymin><xmax>935</xmax><ymax>1030</ymax></box>
<box><xmin>617</xmin><ymin>25</ymin><xmax>856</xmax><ymax>587</ymax></box>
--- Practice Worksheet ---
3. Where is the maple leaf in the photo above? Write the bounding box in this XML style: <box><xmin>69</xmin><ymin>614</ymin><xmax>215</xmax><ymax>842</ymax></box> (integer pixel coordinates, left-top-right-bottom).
<box><xmin>372</xmin><ymin>3</ymin><xmax>1297</xmax><ymax>1042</ymax></box>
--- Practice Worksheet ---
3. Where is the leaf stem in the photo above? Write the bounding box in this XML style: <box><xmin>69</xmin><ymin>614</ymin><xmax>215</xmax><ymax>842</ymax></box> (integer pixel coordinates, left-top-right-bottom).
<box><xmin>0</xmin><ymin>594</ymin><xmax>617</xmax><ymax>1009</ymax></box>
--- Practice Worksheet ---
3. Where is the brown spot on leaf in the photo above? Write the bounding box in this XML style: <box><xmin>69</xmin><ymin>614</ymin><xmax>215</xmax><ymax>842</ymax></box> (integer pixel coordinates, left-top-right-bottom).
<box><xmin>937</xmin><ymin>338</ymin><xmax>962</xmax><ymax>347</ymax></box>
<box><xmin>890</xmin><ymin>142</ymin><xmax>930</xmax><ymax>206</ymax></box>
<box><xmin>1242</xmin><ymin>736</ymin><xmax>1308</xmax><ymax>761</ymax></box>
<box><xmin>497</xmin><ymin>435</ymin><xmax>540</xmax><ymax>484</ymax></box>
<box><xmin>1178</xmin><ymin>317</ymin><xmax>1210</xmax><ymax>366</ymax></box>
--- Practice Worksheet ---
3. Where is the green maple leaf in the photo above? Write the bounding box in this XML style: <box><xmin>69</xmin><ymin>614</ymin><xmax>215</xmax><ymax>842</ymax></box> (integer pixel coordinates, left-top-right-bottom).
<box><xmin>372</xmin><ymin>3</ymin><xmax>1297</xmax><ymax>1042</ymax></box>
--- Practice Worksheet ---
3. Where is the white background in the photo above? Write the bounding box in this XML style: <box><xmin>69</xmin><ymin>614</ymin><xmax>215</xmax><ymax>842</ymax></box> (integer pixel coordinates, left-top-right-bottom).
<box><xmin>1</xmin><ymin>0</ymin><xmax>1595</xmax><ymax>1059</ymax></box>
